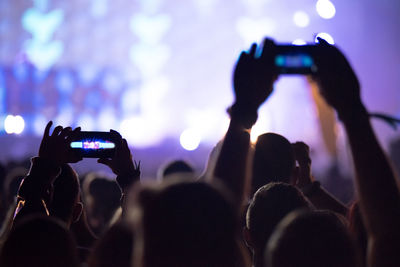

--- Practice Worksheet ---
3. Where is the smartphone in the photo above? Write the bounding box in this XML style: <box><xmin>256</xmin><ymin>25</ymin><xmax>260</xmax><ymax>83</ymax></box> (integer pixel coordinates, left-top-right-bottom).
<box><xmin>70</xmin><ymin>131</ymin><xmax>119</xmax><ymax>158</ymax></box>
<box><xmin>274</xmin><ymin>45</ymin><xmax>318</xmax><ymax>74</ymax></box>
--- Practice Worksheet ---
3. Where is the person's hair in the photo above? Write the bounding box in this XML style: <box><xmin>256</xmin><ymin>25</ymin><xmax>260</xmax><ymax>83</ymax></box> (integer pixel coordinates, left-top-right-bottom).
<box><xmin>252</xmin><ymin>133</ymin><xmax>295</xmax><ymax>195</ymax></box>
<box><xmin>50</xmin><ymin>164</ymin><xmax>80</xmax><ymax>224</ymax></box>
<box><xmin>0</xmin><ymin>215</ymin><xmax>79</xmax><ymax>267</ymax></box>
<box><xmin>158</xmin><ymin>159</ymin><xmax>194</xmax><ymax>180</ymax></box>
<box><xmin>88</xmin><ymin>221</ymin><xmax>134</xmax><ymax>267</ymax></box>
<box><xmin>246</xmin><ymin>182</ymin><xmax>311</xmax><ymax>251</ymax></box>
<box><xmin>83</xmin><ymin>173</ymin><xmax>121</xmax><ymax>234</ymax></box>
<box><xmin>133</xmin><ymin>177</ymin><xmax>249</xmax><ymax>267</ymax></box>
<box><xmin>266</xmin><ymin>210</ymin><xmax>357</xmax><ymax>267</ymax></box>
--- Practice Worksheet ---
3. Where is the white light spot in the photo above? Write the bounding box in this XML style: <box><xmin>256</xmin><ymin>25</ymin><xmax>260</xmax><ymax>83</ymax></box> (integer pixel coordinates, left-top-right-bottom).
<box><xmin>292</xmin><ymin>39</ymin><xmax>307</xmax><ymax>45</ymax></box>
<box><xmin>119</xmin><ymin>116</ymin><xmax>165</xmax><ymax>148</ymax></box>
<box><xmin>293</xmin><ymin>11</ymin><xmax>310</xmax><ymax>28</ymax></box>
<box><xmin>316</xmin><ymin>0</ymin><xmax>336</xmax><ymax>19</ymax></box>
<box><xmin>4</xmin><ymin>115</ymin><xmax>25</xmax><ymax>134</ymax></box>
<box><xmin>315</xmin><ymin>32</ymin><xmax>335</xmax><ymax>44</ymax></box>
<box><xmin>180</xmin><ymin>129</ymin><xmax>201</xmax><ymax>151</ymax></box>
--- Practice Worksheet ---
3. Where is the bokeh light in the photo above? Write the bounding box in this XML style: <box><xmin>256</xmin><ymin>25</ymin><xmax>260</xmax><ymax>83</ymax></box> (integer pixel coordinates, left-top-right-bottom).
<box><xmin>180</xmin><ymin>129</ymin><xmax>201</xmax><ymax>151</ymax></box>
<box><xmin>293</xmin><ymin>11</ymin><xmax>310</xmax><ymax>28</ymax></box>
<box><xmin>4</xmin><ymin>115</ymin><xmax>25</xmax><ymax>134</ymax></box>
<box><xmin>315</xmin><ymin>32</ymin><xmax>335</xmax><ymax>44</ymax></box>
<box><xmin>316</xmin><ymin>0</ymin><xmax>336</xmax><ymax>19</ymax></box>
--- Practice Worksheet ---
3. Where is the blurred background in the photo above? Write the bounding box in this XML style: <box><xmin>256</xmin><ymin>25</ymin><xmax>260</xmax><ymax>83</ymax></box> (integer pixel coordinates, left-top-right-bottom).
<box><xmin>0</xmin><ymin>0</ymin><xmax>399</xmax><ymax>200</ymax></box>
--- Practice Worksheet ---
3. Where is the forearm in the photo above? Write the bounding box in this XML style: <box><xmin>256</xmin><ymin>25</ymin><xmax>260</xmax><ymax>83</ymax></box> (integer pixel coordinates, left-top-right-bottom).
<box><xmin>213</xmin><ymin>118</ymin><xmax>252</xmax><ymax>208</ymax></box>
<box><xmin>304</xmin><ymin>183</ymin><xmax>348</xmax><ymax>216</ymax></box>
<box><xmin>340</xmin><ymin>104</ymin><xmax>400</xmax><ymax>237</ymax></box>
<box><xmin>116</xmin><ymin>173</ymin><xmax>140</xmax><ymax>217</ymax></box>
<box><xmin>14</xmin><ymin>157</ymin><xmax>60</xmax><ymax>221</ymax></box>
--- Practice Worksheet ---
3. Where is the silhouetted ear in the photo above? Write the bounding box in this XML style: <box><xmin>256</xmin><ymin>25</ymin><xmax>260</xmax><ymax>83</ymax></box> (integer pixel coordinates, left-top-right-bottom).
<box><xmin>243</xmin><ymin>226</ymin><xmax>254</xmax><ymax>250</ymax></box>
<box><xmin>72</xmin><ymin>201</ymin><xmax>83</xmax><ymax>223</ymax></box>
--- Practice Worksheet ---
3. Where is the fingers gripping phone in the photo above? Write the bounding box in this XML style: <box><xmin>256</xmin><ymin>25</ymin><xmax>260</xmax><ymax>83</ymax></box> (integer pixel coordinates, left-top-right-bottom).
<box><xmin>70</xmin><ymin>131</ymin><xmax>120</xmax><ymax>158</ymax></box>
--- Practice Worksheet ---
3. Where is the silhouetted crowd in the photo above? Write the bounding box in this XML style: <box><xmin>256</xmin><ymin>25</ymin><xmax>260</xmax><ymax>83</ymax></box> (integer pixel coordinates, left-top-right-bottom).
<box><xmin>0</xmin><ymin>37</ymin><xmax>399</xmax><ymax>267</ymax></box>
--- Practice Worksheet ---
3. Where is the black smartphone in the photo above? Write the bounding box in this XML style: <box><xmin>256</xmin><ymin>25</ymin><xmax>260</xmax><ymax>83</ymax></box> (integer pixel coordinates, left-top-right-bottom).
<box><xmin>274</xmin><ymin>45</ymin><xmax>318</xmax><ymax>74</ymax></box>
<box><xmin>70</xmin><ymin>131</ymin><xmax>119</xmax><ymax>158</ymax></box>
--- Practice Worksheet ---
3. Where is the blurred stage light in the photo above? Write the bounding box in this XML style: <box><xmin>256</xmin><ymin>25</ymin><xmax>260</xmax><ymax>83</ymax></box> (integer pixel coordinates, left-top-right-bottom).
<box><xmin>13</xmin><ymin>63</ymin><xmax>29</xmax><ymax>82</ymax></box>
<box><xmin>76</xmin><ymin>114</ymin><xmax>95</xmax><ymax>131</ymax></box>
<box><xmin>129</xmin><ymin>44</ymin><xmax>171</xmax><ymax>78</ymax></box>
<box><xmin>121</xmin><ymin>87</ymin><xmax>140</xmax><ymax>114</ymax></box>
<box><xmin>33</xmin><ymin>115</ymin><xmax>48</xmax><ymax>136</ymax></box>
<box><xmin>97</xmin><ymin>107</ymin><xmax>117</xmax><ymax>131</ymax></box>
<box><xmin>236</xmin><ymin>16</ymin><xmax>276</xmax><ymax>45</ymax></box>
<box><xmin>90</xmin><ymin>0</ymin><xmax>108</xmax><ymax>18</ymax></box>
<box><xmin>102</xmin><ymin>71</ymin><xmax>122</xmax><ymax>94</ymax></box>
<box><xmin>4</xmin><ymin>115</ymin><xmax>25</xmax><ymax>134</ymax></box>
<box><xmin>293</xmin><ymin>11</ymin><xmax>310</xmax><ymax>28</ymax></box>
<box><xmin>292</xmin><ymin>39</ymin><xmax>307</xmax><ymax>45</ymax></box>
<box><xmin>78</xmin><ymin>64</ymin><xmax>99</xmax><ymax>86</ymax></box>
<box><xmin>130</xmin><ymin>13</ymin><xmax>172</xmax><ymax>45</ymax></box>
<box><xmin>180</xmin><ymin>129</ymin><xmax>201</xmax><ymax>151</ymax></box>
<box><xmin>12</xmin><ymin>115</ymin><xmax>24</xmax><ymax>135</ymax></box>
<box><xmin>54</xmin><ymin>109</ymin><xmax>74</xmax><ymax>127</ymax></box>
<box><xmin>315</xmin><ymin>32</ymin><xmax>335</xmax><ymax>44</ymax></box>
<box><xmin>120</xmin><ymin>116</ymin><xmax>165</xmax><ymax>148</ymax></box>
<box><xmin>316</xmin><ymin>0</ymin><xmax>336</xmax><ymax>19</ymax></box>
<box><xmin>56</xmin><ymin>70</ymin><xmax>75</xmax><ymax>93</ymax></box>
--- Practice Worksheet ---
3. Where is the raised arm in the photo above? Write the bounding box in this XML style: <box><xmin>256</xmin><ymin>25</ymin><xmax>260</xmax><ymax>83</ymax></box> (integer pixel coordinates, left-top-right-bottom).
<box><xmin>313</xmin><ymin>39</ymin><xmax>400</xmax><ymax>267</ymax></box>
<box><xmin>292</xmin><ymin>141</ymin><xmax>348</xmax><ymax>216</ymax></box>
<box><xmin>98</xmin><ymin>133</ymin><xmax>140</xmax><ymax>216</ymax></box>
<box><xmin>213</xmin><ymin>40</ymin><xmax>276</xmax><ymax>208</ymax></box>
<box><xmin>15</xmin><ymin>121</ymin><xmax>82</xmax><ymax>222</ymax></box>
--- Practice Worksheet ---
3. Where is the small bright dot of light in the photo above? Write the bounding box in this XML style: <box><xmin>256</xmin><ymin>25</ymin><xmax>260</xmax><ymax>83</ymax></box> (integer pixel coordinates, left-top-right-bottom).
<box><xmin>315</xmin><ymin>32</ymin><xmax>335</xmax><ymax>44</ymax></box>
<box><xmin>4</xmin><ymin>115</ymin><xmax>25</xmax><ymax>134</ymax></box>
<box><xmin>293</xmin><ymin>11</ymin><xmax>310</xmax><ymax>28</ymax></box>
<box><xmin>316</xmin><ymin>0</ymin><xmax>336</xmax><ymax>19</ymax></box>
<box><xmin>180</xmin><ymin>129</ymin><xmax>201</xmax><ymax>151</ymax></box>
<box><xmin>292</xmin><ymin>39</ymin><xmax>307</xmax><ymax>45</ymax></box>
<box><xmin>4</xmin><ymin>115</ymin><xmax>14</xmax><ymax>134</ymax></box>
<box><xmin>13</xmin><ymin>115</ymin><xmax>25</xmax><ymax>134</ymax></box>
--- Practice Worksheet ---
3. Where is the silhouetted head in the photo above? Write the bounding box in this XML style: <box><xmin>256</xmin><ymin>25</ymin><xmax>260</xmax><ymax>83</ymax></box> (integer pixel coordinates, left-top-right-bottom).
<box><xmin>50</xmin><ymin>163</ymin><xmax>82</xmax><ymax>227</ymax></box>
<box><xmin>245</xmin><ymin>183</ymin><xmax>311</xmax><ymax>258</ymax></box>
<box><xmin>266</xmin><ymin>210</ymin><xmax>356</xmax><ymax>267</ymax></box>
<box><xmin>252</xmin><ymin>133</ymin><xmax>295</xmax><ymax>195</ymax></box>
<box><xmin>0</xmin><ymin>215</ymin><xmax>79</xmax><ymax>267</ymax></box>
<box><xmin>157</xmin><ymin>159</ymin><xmax>194</xmax><ymax>180</ymax></box>
<box><xmin>131</xmin><ymin>177</ymin><xmax>249</xmax><ymax>267</ymax></box>
<box><xmin>88</xmin><ymin>221</ymin><xmax>134</xmax><ymax>267</ymax></box>
<box><xmin>83</xmin><ymin>173</ymin><xmax>121</xmax><ymax>235</ymax></box>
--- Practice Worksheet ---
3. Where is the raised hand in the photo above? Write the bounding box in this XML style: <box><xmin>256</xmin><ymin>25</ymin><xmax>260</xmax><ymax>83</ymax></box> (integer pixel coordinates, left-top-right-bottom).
<box><xmin>291</xmin><ymin>141</ymin><xmax>314</xmax><ymax>188</ymax></box>
<box><xmin>312</xmin><ymin>38</ymin><xmax>363</xmax><ymax>118</ymax></box>
<box><xmin>97</xmin><ymin>131</ymin><xmax>140</xmax><ymax>191</ymax></box>
<box><xmin>230</xmin><ymin>38</ymin><xmax>278</xmax><ymax>128</ymax></box>
<box><xmin>38</xmin><ymin>121</ymin><xmax>82</xmax><ymax>165</ymax></box>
